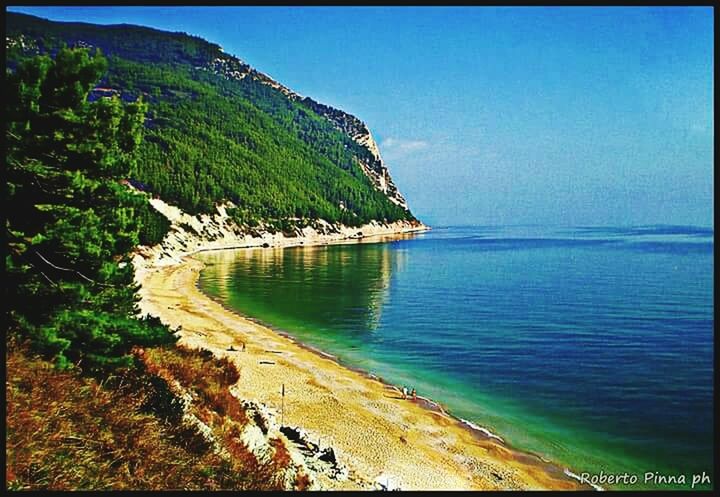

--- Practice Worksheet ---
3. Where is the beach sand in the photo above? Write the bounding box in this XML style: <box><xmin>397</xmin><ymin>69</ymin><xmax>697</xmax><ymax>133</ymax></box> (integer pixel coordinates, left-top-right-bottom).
<box><xmin>135</xmin><ymin>242</ymin><xmax>587</xmax><ymax>490</ymax></box>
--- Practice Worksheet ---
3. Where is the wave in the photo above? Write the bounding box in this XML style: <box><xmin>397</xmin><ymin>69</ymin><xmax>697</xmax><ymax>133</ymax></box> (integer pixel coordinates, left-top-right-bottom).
<box><xmin>459</xmin><ymin>418</ymin><xmax>505</xmax><ymax>443</ymax></box>
<box><xmin>563</xmin><ymin>468</ymin><xmax>605</xmax><ymax>491</ymax></box>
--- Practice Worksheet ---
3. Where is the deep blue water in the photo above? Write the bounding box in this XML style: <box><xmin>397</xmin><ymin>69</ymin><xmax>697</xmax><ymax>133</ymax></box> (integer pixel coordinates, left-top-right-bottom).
<box><xmin>198</xmin><ymin>225</ymin><xmax>714</xmax><ymax>489</ymax></box>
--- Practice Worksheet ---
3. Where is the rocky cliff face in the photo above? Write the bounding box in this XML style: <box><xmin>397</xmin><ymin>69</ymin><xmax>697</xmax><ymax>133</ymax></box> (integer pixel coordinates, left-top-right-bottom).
<box><xmin>206</xmin><ymin>53</ymin><xmax>409</xmax><ymax>210</ymax></box>
<box><xmin>298</xmin><ymin>98</ymin><xmax>408</xmax><ymax>210</ymax></box>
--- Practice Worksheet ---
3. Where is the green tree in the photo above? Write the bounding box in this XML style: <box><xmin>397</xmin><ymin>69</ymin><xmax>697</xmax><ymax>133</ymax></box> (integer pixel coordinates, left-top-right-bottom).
<box><xmin>6</xmin><ymin>47</ymin><xmax>176</xmax><ymax>373</ymax></box>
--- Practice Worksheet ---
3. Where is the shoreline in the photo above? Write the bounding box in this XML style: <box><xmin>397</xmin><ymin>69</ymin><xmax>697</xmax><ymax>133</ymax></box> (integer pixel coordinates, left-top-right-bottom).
<box><xmin>196</xmin><ymin>280</ymin><xmax>592</xmax><ymax>488</ymax></box>
<box><xmin>196</xmin><ymin>279</ymin><xmax>532</xmax><ymax>455</ymax></box>
<box><xmin>134</xmin><ymin>229</ymin><xmax>590</xmax><ymax>490</ymax></box>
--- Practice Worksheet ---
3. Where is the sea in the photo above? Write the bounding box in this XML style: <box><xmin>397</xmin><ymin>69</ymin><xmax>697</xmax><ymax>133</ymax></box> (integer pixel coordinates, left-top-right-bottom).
<box><xmin>196</xmin><ymin>225</ymin><xmax>714</xmax><ymax>490</ymax></box>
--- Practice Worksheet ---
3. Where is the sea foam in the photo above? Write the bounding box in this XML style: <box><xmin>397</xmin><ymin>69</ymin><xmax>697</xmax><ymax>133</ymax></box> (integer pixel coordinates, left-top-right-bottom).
<box><xmin>459</xmin><ymin>418</ymin><xmax>505</xmax><ymax>443</ymax></box>
<box><xmin>563</xmin><ymin>468</ymin><xmax>605</xmax><ymax>491</ymax></box>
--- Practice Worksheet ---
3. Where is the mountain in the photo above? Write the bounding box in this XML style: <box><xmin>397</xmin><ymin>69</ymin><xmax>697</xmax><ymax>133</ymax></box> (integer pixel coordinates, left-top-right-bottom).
<box><xmin>5</xmin><ymin>12</ymin><xmax>417</xmax><ymax>230</ymax></box>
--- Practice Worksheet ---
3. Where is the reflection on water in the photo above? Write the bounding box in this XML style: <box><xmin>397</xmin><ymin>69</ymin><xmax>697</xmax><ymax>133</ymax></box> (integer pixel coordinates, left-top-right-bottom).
<box><xmin>198</xmin><ymin>237</ymin><xmax>409</xmax><ymax>338</ymax></box>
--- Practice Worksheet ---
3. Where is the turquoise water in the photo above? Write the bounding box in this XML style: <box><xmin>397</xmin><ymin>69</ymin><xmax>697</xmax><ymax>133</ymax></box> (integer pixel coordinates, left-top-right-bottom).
<box><xmin>197</xmin><ymin>226</ymin><xmax>714</xmax><ymax>490</ymax></box>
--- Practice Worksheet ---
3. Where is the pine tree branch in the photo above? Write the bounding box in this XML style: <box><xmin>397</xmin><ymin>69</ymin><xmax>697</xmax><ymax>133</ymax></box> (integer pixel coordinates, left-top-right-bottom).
<box><xmin>34</xmin><ymin>250</ymin><xmax>115</xmax><ymax>287</ymax></box>
<box><xmin>17</xmin><ymin>256</ymin><xmax>62</xmax><ymax>290</ymax></box>
<box><xmin>6</xmin><ymin>130</ymin><xmax>22</xmax><ymax>141</ymax></box>
<box><xmin>38</xmin><ymin>270</ymin><xmax>60</xmax><ymax>288</ymax></box>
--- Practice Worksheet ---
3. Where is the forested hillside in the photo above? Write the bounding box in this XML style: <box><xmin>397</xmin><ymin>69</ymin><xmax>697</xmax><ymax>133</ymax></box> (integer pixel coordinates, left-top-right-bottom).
<box><xmin>6</xmin><ymin>12</ymin><xmax>416</xmax><ymax>230</ymax></box>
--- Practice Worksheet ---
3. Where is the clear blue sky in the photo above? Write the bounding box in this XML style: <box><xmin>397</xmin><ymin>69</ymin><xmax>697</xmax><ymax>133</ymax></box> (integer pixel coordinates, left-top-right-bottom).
<box><xmin>7</xmin><ymin>6</ymin><xmax>714</xmax><ymax>227</ymax></box>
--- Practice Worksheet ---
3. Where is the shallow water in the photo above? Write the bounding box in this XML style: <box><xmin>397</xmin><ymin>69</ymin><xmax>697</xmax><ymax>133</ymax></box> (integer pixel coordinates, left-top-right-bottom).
<box><xmin>197</xmin><ymin>225</ymin><xmax>714</xmax><ymax>490</ymax></box>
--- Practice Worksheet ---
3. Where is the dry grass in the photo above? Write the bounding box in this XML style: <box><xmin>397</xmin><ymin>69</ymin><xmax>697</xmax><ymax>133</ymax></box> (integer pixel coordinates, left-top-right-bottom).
<box><xmin>7</xmin><ymin>343</ymin><xmax>218</xmax><ymax>489</ymax></box>
<box><xmin>136</xmin><ymin>344</ymin><xmax>295</xmax><ymax>490</ymax></box>
<box><xmin>269</xmin><ymin>437</ymin><xmax>291</xmax><ymax>468</ymax></box>
<box><xmin>135</xmin><ymin>345</ymin><xmax>248</xmax><ymax>425</ymax></box>
<box><xmin>6</xmin><ymin>341</ymin><xmax>296</xmax><ymax>490</ymax></box>
<box><xmin>295</xmin><ymin>470</ymin><xmax>312</xmax><ymax>491</ymax></box>
<box><xmin>142</xmin><ymin>345</ymin><xmax>240</xmax><ymax>389</ymax></box>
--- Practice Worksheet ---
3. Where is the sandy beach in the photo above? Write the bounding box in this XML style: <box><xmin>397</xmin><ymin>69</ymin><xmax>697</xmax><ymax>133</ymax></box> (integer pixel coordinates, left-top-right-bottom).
<box><xmin>134</xmin><ymin>236</ymin><xmax>588</xmax><ymax>490</ymax></box>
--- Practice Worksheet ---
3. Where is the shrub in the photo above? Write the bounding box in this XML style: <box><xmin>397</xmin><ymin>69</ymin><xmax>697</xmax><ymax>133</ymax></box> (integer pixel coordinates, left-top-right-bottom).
<box><xmin>7</xmin><ymin>342</ymin><xmax>297</xmax><ymax>490</ymax></box>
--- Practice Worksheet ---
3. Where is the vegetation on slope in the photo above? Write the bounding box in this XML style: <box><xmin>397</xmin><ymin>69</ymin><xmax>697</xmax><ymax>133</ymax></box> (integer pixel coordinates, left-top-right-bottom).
<box><xmin>6</xmin><ymin>12</ymin><xmax>416</xmax><ymax>229</ymax></box>
<box><xmin>6</xmin><ymin>340</ymin><xmax>297</xmax><ymax>490</ymax></box>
